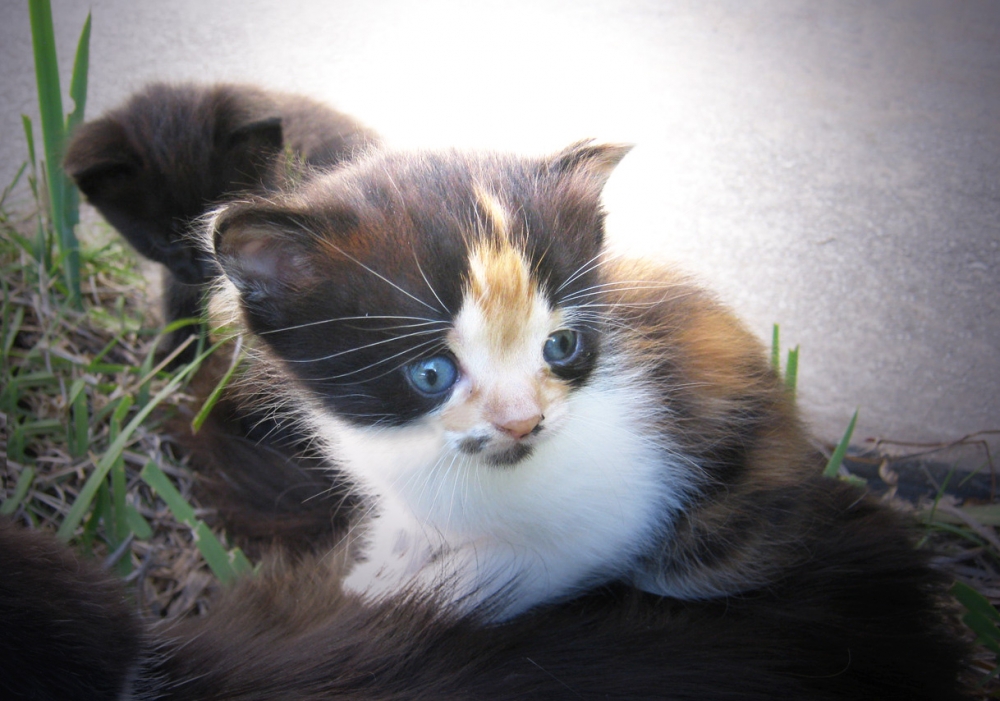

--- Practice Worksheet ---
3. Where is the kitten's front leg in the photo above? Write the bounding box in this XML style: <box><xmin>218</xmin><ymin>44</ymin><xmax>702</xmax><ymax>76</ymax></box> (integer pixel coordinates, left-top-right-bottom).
<box><xmin>342</xmin><ymin>508</ymin><xmax>540</xmax><ymax>618</ymax></box>
<box><xmin>341</xmin><ymin>506</ymin><xmax>440</xmax><ymax>600</ymax></box>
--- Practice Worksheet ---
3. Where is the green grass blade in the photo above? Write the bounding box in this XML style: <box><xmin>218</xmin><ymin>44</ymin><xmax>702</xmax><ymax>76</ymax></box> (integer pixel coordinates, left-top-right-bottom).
<box><xmin>3</xmin><ymin>305</ymin><xmax>24</xmax><ymax>361</ymax></box>
<box><xmin>5</xmin><ymin>228</ymin><xmax>39</xmax><ymax>258</ymax></box>
<box><xmin>7</xmin><ymin>424</ymin><xmax>25</xmax><ymax>463</ymax></box>
<box><xmin>140</xmin><ymin>460</ymin><xmax>196</xmax><ymax>521</ymax></box>
<box><xmin>229</xmin><ymin>547</ymin><xmax>253</xmax><ymax>577</ymax></box>
<box><xmin>21</xmin><ymin>115</ymin><xmax>37</xmax><ymax>170</ymax></box>
<box><xmin>63</xmin><ymin>12</ymin><xmax>90</xmax><ymax>237</ymax></box>
<box><xmin>191</xmin><ymin>348</ymin><xmax>243</xmax><ymax>433</ymax></box>
<box><xmin>770</xmin><ymin>324</ymin><xmax>780</xmax><ymax>372</ymax></box>
<box><xmin>21</xmin><ymin>116</ymin><xmax>45</xmax><ymax>266</ymax></box>
<box><xmin>108</xmin><ymin>412</ymin><xmax>129</xmax><ymax>548</ymax></box>
<box><xmin>953</xmin><ymin>581</ymin><xmax>1000</xmax><ymax>623</ymax></box>
<box><xmin>140</xmin><ymin>460</ymin><xmax>248</xmax><ymax>585</ymax></box>
<box><xmin>28</xmin><ymin>0</ymin><xmax>80</xmax><ymax>305</ymax></box>
<box><xmin>784</xmin><ymin>345</ymin><xmax>799</xmax><ymax>396</ymax></box>
<box><xmin>111</xmin><ymin>394</ymin><xmax>134</xmax><ymax>426</ymax></box>
<box><xmin>87</xmin><ymin>331</ymin><xmax>126</xmax><ymax>369</ymax></box>
<box><xmin>823</xmin><ymin>409</ymin><xmax>858</xmax><ymax>478</ymax></box>
<box><xmin>0</xmin><ymin>467</ymin><xmax>36</xmax><ymax>515</ymax></box>
<box><xmin>18</xmin><ymin>418</ymin><xmax>64</xmax><ymax>436</ymax></box>
<box><xmin>124</xmin><ymin>504</ymin><xmax>153</xmax><ymax>540</ymax></box>
<box><xmin>963</xmin><ymin>612</ymin><xmax>1000</xmax><ymax>654</ymax></box>
<box><xmin>65</xmin><ymin>12</ymin><xmax>90</xmax><ymax>134</ymax></box>
<box><xmin>69</xmin><ymin>376</ymin><xmax>88</xmax><ymax>456</ymax></box>
<box><xmin>56</xmin><ymin>344</ymin><xmax>214</xmax><ymax>540</ymax></box>
<box><xmin>0</xmin><ymin>162</ymin><xmax>28</xmax><ymax>211</ymax></box>
<box><xmin>79</xmin><ymin>480</ymin><xmax>106</xmax><ymax>549</ymax></box>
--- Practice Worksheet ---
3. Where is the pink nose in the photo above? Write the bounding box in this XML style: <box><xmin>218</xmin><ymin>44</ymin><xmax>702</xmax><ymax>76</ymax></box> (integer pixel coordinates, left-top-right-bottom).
<box><xmin>496</xmin><ymin>415</ymin><xmax>542</xmax><ymax>440</ymax></box>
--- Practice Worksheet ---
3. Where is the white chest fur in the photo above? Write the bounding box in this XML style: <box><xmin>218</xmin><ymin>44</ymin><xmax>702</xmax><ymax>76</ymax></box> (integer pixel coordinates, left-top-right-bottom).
<box><xmin>319</xmin><ymin>367</ymin><xmax>690</xmax><ymax>619</ymax></box>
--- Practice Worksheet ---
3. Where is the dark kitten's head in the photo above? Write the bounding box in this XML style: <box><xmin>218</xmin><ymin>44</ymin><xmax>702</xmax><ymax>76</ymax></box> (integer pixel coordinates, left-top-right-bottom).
<box><xmin>65</xmin><ymin>83</ymin><xmax>291</xmax><ymax>283</ymax></box>
<box><xmin>65</xmin><ymin>83</ymin><xmax>378</xmax><ymax>285</ymax></box>
<box><xmin>211</xmin><ymin>142</ymin><xmax>630</xmax><ymax>444</ymax></box>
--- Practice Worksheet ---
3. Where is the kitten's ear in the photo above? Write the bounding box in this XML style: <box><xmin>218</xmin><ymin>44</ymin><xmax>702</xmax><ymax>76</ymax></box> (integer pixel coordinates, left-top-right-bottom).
<box><xmin>213</xmin><ymin>206</ymin><xmax>318</xmax><ymax>298</ymax></box>
<box><xmin>225</xmin><ymin>115</ymin><xmax>283</xmax><ymax>155</ymax></box>
<box><xmin>215</xmin><ymin>109</ymin><xmax>285</xmax><ymax>190</ymax></box>
<box><xmin>213</xmin><ymin>204</ymin><xmax>359</xmax><ymax>330</ymax></box>
<box><xmin>547</xmin><ymin>140</ymin><xmax>633</xmax><ymax>189</ymax></box>
<box><xmin>64</xmin><ymin>118</ymin><xmax>142</xmax><ymax>202</ymax></box>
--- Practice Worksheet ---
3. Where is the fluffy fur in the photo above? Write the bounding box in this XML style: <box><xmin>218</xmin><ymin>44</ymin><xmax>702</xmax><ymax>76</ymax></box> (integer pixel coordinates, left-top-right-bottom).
<box><xmin>61</xmin><ymin>83</ymin><xmax>374</xmax><ymax>548</ymax></box>
<box><xmin>0</xmin><ymin>507</ymin><xmax>968</xmax><ymax>700</ymax></box>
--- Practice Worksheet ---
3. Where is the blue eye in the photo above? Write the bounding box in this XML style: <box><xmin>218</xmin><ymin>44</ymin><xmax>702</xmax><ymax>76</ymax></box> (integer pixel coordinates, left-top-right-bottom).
<box><xmin>543</xmin><ymin>329</ymin><xmax>580</xmax><ymax>365</ymax></box>
<box><xmin>406</xmin><ymin>356</ymin><xmax>459</xmax><ymax>396</ymax></box>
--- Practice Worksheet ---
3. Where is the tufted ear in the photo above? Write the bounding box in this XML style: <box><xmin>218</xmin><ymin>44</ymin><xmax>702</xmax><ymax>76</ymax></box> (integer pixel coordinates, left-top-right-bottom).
<box><xmin>546</xmin><ymin>140</ymin><xmax>633</xmax><ymax>190</ymax></box>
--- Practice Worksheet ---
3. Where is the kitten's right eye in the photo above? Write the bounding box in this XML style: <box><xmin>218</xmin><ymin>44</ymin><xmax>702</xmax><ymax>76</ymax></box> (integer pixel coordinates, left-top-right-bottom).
<box><xmin>405</xmin><ymin>356</ymin><xmax>459</xmax><ymax>396</ymax></box>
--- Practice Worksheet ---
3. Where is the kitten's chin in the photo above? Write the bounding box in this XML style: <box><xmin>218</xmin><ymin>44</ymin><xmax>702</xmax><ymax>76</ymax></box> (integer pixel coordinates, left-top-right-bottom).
<box><xmin>484</xmin><ymin>443</ymin><xmax>534</xmax><ymax>468</ymax></box>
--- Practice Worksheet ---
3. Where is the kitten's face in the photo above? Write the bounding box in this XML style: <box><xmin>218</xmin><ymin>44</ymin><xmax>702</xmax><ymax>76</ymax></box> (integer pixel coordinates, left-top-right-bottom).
<box><xmin>425</xmin><ymin>230</ymin><xmax>582</xmax><ymax>465</ymax></box>
<box><xmin>214</xmin><ymin>143</ymin><xmax>629</xmax><ymax>466</ymax></box>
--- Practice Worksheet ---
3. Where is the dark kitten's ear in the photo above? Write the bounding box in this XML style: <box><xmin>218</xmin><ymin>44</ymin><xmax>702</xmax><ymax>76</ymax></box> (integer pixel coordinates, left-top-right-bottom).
<box><xmin>227</xmin><ymin>115</ymin><xmax>283</xmax><ymax>151</ymax></box>
<box><xmin>547</xmin><ymin>140</ymin><xmax>633</xmax><ymax>189</ymax></box>
<box><xmin>214</xmin><ymin>98</ymin><xmax>285</xmax><ymax>190</ymax></box>
<box><xmin>64</xmin><ymin>117</ymin><xmax>141</xmax><ymax>201</ymax></box>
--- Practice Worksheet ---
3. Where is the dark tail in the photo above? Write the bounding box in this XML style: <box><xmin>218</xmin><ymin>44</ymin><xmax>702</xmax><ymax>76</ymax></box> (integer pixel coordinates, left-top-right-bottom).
<box><xmin>0</xmin><ymin>484</ymin><xmax>969</xmax><ymax>701</ymax></box>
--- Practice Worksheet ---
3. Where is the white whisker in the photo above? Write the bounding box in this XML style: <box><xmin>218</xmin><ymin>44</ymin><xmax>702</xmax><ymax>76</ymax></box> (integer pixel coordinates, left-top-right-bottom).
<box><xmin>308</xmin><ymin>338</ymin><xmax>443</xmax><ymax>382</ymax></box>
<box><xmin>260</xmin><ymin>315</ymin><xmax>448</xmax><ymax>335</ymax></box>
<box><xmin>286</xmin><ymin>327</ymin><xmax>444</xmax><ymax>364</ymax></box>
<box><xmin>322</xmin><ymin>238</ymin><xmax>439</xmax><ymax>312</ymax></box>
<box><xmin>555</xmin><ymin>251</ymin><xmax>608</xmax><ymax>293</ymax></box>
<box><xmin>413</xmin><ymin>251</ymin><xmax>450</xmax><ymax>314</ymax></box>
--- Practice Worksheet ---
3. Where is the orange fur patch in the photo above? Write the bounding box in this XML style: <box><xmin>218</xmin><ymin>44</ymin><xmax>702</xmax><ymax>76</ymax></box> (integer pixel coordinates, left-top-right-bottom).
<box><xmin>466</xmin><ymin>191</ymin><xmax>537</xmax><ymax>348</ymax></box>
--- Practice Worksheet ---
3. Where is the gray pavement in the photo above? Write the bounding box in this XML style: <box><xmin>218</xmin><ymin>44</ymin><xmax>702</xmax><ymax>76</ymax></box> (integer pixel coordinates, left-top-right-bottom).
<box><xmin>2</xmin><ymin>0</ymin><xmax>997</xmax><ymax>458</ymax></box>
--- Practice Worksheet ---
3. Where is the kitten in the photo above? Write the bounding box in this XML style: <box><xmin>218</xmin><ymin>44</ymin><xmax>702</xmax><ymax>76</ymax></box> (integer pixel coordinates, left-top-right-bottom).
<box><xmin>63</xmin><ymin>84</ymin><xmax>376</xmax><ymax>550</ymax></box>
<box><xmin>64</xmin><ymin>82</ymin><xmax>378</xmax><ymax>361</ymax></box>
<box><xmin>209</xmin><ymin>141</ymin><xmax>860</xmax><ymax>618</ymax></box>
<box><xmin>0</xmin><ymin>141</ymin><xmax>969</xmax><ymax>699</ymax></box>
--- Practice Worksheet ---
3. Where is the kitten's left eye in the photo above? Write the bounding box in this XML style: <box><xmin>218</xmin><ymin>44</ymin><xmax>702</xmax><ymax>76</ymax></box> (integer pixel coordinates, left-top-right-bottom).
<box><xmin>405</xmin><ymin>356</ymin><xmax>459</xmax><ymax>396</ymax></box>
<box><xmin>543</xmin><ymin>329</ymin><xmax>581</xmax><ymax>365</ymax></box>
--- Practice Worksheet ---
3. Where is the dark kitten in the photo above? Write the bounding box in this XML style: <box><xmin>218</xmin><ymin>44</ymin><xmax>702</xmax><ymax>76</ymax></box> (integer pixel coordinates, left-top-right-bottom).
<box><xmin>64</xmin><ymin>82</ymin><xmax>378</xmax><ymax>361</ymax></box>
<box><xmin>0</xmin><ymin>507</ymin><xmax>968</xmax><ymax>700</ymax></box>
<box><xmin>62</xmin><ymin>84</ymin><xmax>376</xmax><ymax>550</ymax></box>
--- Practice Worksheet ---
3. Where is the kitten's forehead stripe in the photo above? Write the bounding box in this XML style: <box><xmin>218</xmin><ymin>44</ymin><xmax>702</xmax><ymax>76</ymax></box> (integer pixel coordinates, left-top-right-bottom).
<box><xmin>474</xmin><ymin>184</ymin><xmax>509</xmax><ymax>238</ymax></box>
<box><xmin>467</xmin><ymin>238</ymin><xmax>539</xmax><ymax>348</ymax></box>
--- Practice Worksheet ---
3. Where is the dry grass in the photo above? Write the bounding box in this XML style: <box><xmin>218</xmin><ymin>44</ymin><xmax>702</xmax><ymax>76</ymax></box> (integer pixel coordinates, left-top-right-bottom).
<box><xmin>1</xmin><ymin>211</ymin><xmax>222</xmax><ymax>618</ymax></box>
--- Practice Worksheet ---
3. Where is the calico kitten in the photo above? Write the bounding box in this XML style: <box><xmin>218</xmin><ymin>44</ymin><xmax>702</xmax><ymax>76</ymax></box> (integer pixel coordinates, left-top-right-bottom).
<box><xmin>64</xmin><ymin>82</ymin><xmax>378</xmax><ymax>361</ymax></box>
<box><xmin>209</xmin><ymin>141</ymin><xmax>863</xmax><ymax>618</ymax></box>
<box><xmin>1</xmin><ymin>140</ymin><xmax>969</xmax><ymax>699</ymax></box>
